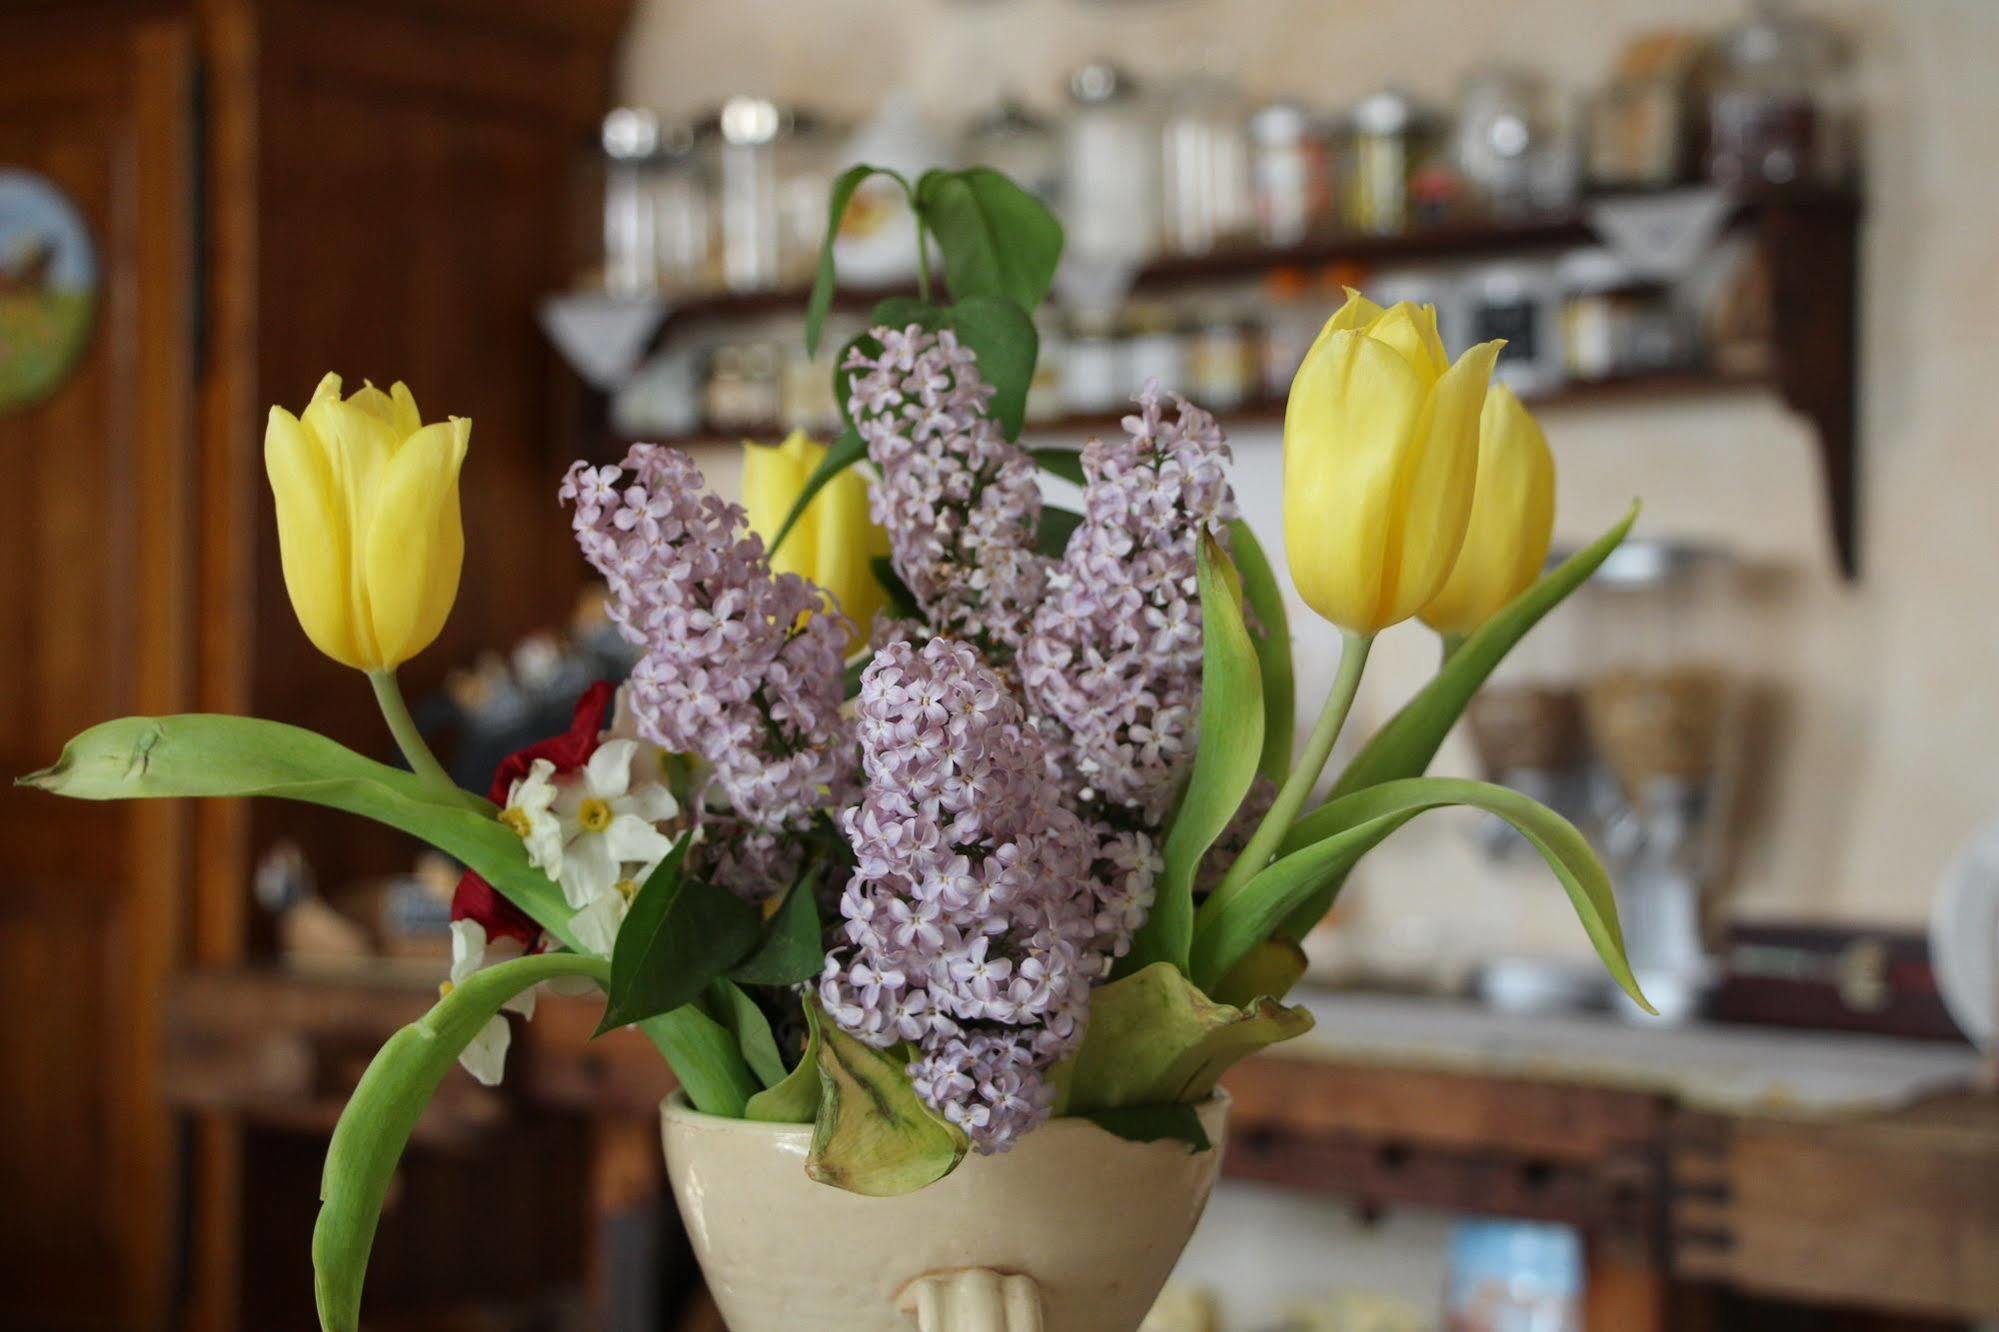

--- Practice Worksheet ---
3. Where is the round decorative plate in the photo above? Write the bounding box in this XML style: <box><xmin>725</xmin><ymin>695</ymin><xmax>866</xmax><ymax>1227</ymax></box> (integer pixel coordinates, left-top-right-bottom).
<box><xmin>0</xmin><ymin>169</ymin><xmax>98</xmax><ymax>415</ymax></box>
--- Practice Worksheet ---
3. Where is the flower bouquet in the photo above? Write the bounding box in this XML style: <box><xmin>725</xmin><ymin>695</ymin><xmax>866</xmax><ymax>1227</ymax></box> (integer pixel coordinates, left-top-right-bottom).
<box><xmin>21</xmin><ymin>163</ymin><xmax>1645</xmax><ymax>1332</ymax></box>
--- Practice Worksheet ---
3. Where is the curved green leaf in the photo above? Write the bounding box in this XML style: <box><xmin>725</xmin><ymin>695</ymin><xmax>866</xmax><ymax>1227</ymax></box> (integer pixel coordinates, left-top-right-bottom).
<box><xmin>598</xmin><ymin>841</ymin><xmax>761</xmax><ymax>1036</ymax></box>
<box><xmin>913</xmin><ymin>166</ymin><xmax>1064</xmax><ymax>314</ymax></box>
<box><xmin>730</xmin><ymin>868</ymin><xmax>825</xmax><ymax>986</ymax></box>
<box><xmin>1061</xmin><ymin>962</ymin><xmax>1312</xmax><ymax>1113</ymax></box>
<box><xmin>745</xmin><ymin>997</ymin><xmax>823</xmax><ymax>1123</ymax></box>
<box><xmin>941</xmin><ymin>294</ymin><xmax>1038</xmax><ymax>440</ymax></box>
<box><xmin>1084</xmin><ymin>1104</ymin><xmax>1210</xmax><ymax>1152</ymax></box>
<box><xmin>1209</xmin><ymin>937</ymin><xmax>1307</xmax><ymax>1009</ymax></box>
<box><xmin>706</xmin><ymin>978</ymin><xmax>787</xmax><ymax>1088</ymax></box>
<box><xmin>1276</xmin><ymin>504</ymin><xmax>1639</xmax><ymax>940</ymax></box>
<box><xmin>18</xmin><ymin>715</ymin><xmax>579</xmax><ymax>943</ymax></box>
<box><xmin>1191</xmin><ymin>778</ymin><xmax>1649</xmax><ymax>1011</ymax></box>
<box><xmin>1031</xmin><ymin>446</ymin><xmax>1086</xmax><ymax>486</ymax></box>
<box><xmin>1122</xmin><ymin>535</ymin><xmax>1262</xmax><ymax>975</ymax></box>
<box><xmin>807</xmin><ymin>1019</ymin><xmax>967</xmax><ymax>1196</ymax></box>
<box><xmin>1034</xmin><ymin>503</ymin><xmax>1084</xmax><ymax>557</ymax></box>
<box><xmin>805</xmin><ymin>163</ymin><xmax>907</xmax><ymax>356</ymax></box>
<box><xmin>1228</xmin><ymin>520</ymin><xmax>1294</xmax><ymax>782</ymax></box>
<box><xmin>313</xmin><ymin>952</ymin><xmax>608</xmax><ymax>1332</ymax></box>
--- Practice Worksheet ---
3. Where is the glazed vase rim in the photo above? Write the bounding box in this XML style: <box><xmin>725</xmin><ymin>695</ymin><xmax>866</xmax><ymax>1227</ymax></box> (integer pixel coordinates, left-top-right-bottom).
<box><xmin>659</xmin><ymin>1086</ymin><xmax>1232</xmax><ymax>1137</ymax></box>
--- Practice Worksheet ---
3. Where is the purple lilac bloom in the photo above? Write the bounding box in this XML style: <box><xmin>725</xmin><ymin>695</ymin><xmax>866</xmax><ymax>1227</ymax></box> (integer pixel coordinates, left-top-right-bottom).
<box><xmin>560</xmin><ymin>445</ymin><xmax>855</xmax><ymax>900</ymax></box>
<box><xmin>820</xmin><ymin>638</ymin><xmax>1104</xmax><ymax>1153</ymax></box>
<box><xmin>844</xmin><ymin>325</ymin><xmax>1048</xmax><ymax>657</ymax></box>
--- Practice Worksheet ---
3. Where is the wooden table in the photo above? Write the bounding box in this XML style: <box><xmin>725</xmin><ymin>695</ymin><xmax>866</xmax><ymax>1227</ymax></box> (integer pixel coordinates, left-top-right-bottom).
<box><xmin>162</xmin><ymin>968</ymin><xmax>1999</xmax><ymax>1330</ymax></box>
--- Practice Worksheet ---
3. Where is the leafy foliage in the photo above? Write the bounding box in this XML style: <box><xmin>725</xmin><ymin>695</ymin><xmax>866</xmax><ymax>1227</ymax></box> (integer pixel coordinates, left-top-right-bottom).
<box><xmin>806</xmin><ymin>1017</ymin><xmax>968</xmax><ymax>1196</ymax></box>
<box><xmin>597</xmin><ymin>837</ymin><xmax>762</xmax><ymax>1035</ymax></box>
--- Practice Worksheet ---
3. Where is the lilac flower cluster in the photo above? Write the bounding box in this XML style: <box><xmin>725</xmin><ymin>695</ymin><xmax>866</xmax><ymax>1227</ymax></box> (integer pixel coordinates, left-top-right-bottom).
<box><xmin>845</xmin><ymin>326</ymin><xmax>1048</xmax><ymax>655</ymax></box>
<box><xmin>1020</xmin><ymin>385</ymin><xmax>1239</xmax><ymax>826</ymax></box>
<box><xmin>819</xmin><ymin>638</ymin><xmax>1104</xmax><ymax>1153</ymax></box>
<box><xmin>560</xmin><ymin>444</ymin><xmax>854</xmax><ymax>900</ymax></box>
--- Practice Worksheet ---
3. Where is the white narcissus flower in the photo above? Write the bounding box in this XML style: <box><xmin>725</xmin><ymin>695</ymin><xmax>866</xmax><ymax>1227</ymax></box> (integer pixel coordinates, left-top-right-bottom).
<box><xmin>499</xmin><ymin>758</ymin><xmax>565</xmax><ymax>877</ymax></box>
<box><xmin>569</xmin><ymin>868</ymin><xmax>647</xmax><ymax>956</ymax></box>
<box><xmin>446</xmin><ymin>919</ymin><xmax>534</xmax><ymax>1086</ymax></box>
<box><xmin>551</xmin><ymin>739</ymin><xmax>677</xmax><ymax>910</ymax></box>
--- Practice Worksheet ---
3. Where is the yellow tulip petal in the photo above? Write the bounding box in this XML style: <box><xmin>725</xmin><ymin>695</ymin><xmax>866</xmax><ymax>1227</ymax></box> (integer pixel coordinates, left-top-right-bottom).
<box><xmin>1378</xmin><ymin>340</ymin><xmax>1503</xmax><ymax>625</ymax></box>
<box><xmin>1362</xmin><ymin>301</ymin><xmax>1449</xmax><ymax>383</ymax></box>
<box><xmin>362</xmin><ymin>417</ymin><xmax>468</xmax><ymax>667</ymax></box>
<box><xmin>1299</xmin><ymin>288</ymin><xmax>1388</xmax><ymax>367</ymax></box>
<box><xmin>387</xmin><ymin>382</ymin><xmax>424</xmax><ymax>441</ymax></box>
<box><xmin>264</xmin><ymin>406</ymin><xmax>365</xmax><ymax>669</ymax></box>
<box><xmin>1283</xmin><ymin>328</ymin><xmax>1431</xmax><ymax>633</ymax></box>
<box><xmin>815</xmin><ymin>463</ymin><xmax>887</xmax><ymax>651</ymax></box>
<box><xmin>1419</xmin><ymin>384</ymin><xmax>1557</xmax><ymax>635</ymax></box>
<box><xmin>743</xmin><ymin>434</ymin><xmax>819</xmax><ymax>581</ymax></box>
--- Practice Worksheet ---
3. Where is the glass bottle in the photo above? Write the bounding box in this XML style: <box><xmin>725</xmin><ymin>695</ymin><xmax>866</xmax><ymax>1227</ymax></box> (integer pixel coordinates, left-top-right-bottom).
<box><xmin>601</xmin><ymin>108</ymin><xmax>662</xmax><ymax>296</ymax></box>
<box><xmin>1062</xmin><ymin>62</ymin><xmax>1160</xmax><ymax>264</ymax></box>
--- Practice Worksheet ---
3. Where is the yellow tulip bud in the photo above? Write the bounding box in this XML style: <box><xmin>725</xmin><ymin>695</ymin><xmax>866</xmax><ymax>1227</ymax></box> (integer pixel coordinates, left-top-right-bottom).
<box><xmin>1283</xmin><ymin>292</ymin><xmax>1503</xmax><ymax>635</ymax></box>
<box><xmin>1418</xmin><ymin>384</ymin><xmax>1556</xmax><ymax>637</ymax></box>
<box><xmin>263</xmin><ymin>373</ymin><xmax>469</xmax><ymax>672</ymax></box>
<box><xmin>742</xmin><ymin>430</ymin><xmax>890</xmax><ymax>655</ymax></box>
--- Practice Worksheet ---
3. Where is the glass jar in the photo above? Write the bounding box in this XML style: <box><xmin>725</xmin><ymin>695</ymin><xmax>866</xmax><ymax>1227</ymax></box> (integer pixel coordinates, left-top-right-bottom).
<box><xmin>1341</xmin><ymin>89</ymin><xmax>1445</xmax><ymax>235</ymax></box>
<box><xmin>1062</xmin><ymin>62</ymin><xmax>1160</xmax><ymax>264</ymax></box>
<box><xmin>601</xmin><ymin>108</ymin><xmax>662</xmax><ymax>296</ymax></box>
<box><xmin>1454</xmin><ymin>66</ymin><xmax>1551</xmax><ymax>217</ymax></box>
<box><xmin>1160</xmin><ymin>76</ymin><xmax>1252</xmax><ymax>256</ymax></box>
<box><xmin>705</xmin><ymin>97</ymin><xmax>784</xmax><ymax>292</ymax></box>
<box><xmin>651</xmin><ymin>122</ymin><xmax>712</xmax><ymax>295</ymax></box>
<box><xmin>775</xmin><ymin>109</ymin><xmax>840</xmax><ymax>287</ymax></box>
<box><xmin>963</xmin><ymin>97</ymin><xmax>1061</xmax><ymax>206</ymax></box>
<box><xmin>1186</xmin><ymin>305</ymin><xmax>1255</xmax><ymax>410</ymax></box>
<box><xmin>1247</xmin><ymin>100</ymin><xmax>1331</xmax><ymax>248</ymax></box>
<box><xmin>1707</xmin><ymin>0</ymin><xmax>1850</xmax><ymax>188</ymax></box>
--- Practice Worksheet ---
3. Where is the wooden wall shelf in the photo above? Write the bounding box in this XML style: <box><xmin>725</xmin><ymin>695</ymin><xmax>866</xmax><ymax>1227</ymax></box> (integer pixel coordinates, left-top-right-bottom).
<box><xmin>556</xmin><ymin>187</ymin><xmax>1866</xmax><ymax>578</ymax></box>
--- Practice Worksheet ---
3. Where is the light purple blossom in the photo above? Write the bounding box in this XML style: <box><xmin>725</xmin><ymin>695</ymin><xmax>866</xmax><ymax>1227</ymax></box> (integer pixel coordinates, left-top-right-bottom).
<box><xmin>1020</xmin><ymin>384</ymin><xmax>1238</xmax><ymax>826</ymax></box>
<box><xmin>560</xmin><ymin>444</ymin><xmax>854</xmax><ymax>900</ymax></box>
<box><xmin>820</xmin><ymin>638</ymin><xmax>1104</xmax><ymax>1152</ymax></box>
<box><xmin>845</xmin><ymin>325</ymin><xmax>1049</xmax><ymax>656</ymax></box>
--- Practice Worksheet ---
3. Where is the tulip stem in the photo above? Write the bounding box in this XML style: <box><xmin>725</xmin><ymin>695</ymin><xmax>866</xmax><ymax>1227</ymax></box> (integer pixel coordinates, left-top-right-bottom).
<box><xmin>1212</xmin><ymin>631</ymin><xmax>1373</xmax><ymax>906</ymax></box>
<box><xmin>368</xmin><ymin>669</ymin><xmax>461</xmax><ymax>800</ymax></box>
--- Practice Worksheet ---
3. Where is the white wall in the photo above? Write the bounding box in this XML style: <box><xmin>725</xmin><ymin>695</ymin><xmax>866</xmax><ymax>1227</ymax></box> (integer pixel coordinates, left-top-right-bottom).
<box><xmin>621</xmin><ymin>0</ymin><xmax>1999</xmax><ymax>948</ymax></box>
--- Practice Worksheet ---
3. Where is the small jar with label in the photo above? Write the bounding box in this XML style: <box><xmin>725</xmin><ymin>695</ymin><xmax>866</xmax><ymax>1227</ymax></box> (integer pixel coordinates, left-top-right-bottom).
<box><xmin>1186</xmin><ymin>307</ymin><xmax>1256</xmax><ymax>410</ymax></box>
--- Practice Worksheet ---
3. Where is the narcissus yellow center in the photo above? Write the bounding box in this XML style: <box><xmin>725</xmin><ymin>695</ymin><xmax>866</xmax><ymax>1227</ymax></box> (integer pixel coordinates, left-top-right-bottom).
<box><xmin>614</xmin><ymin>877</ymin><xmax>640</xmax><ymax>902</ymax></box>
<box><xmin>578</xmin><ymin>796</ymin><xmax>614</xmax><ymax>833</ymax></box>
<box><xmin>499</xmin><ymin>806</ymin><xmax>533</xmax><ymax>837</ymax></box>
<box><xmin>438</xmin><ymin>980</ymin><xmax>456</xmax><ymax>998</ymax></box>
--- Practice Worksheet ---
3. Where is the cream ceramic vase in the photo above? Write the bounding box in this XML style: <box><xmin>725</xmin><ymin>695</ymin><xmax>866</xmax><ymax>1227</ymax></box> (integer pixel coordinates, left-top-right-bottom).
<box><xmin>660</xmin><ymin>1092</ymin><xmax>1230</xmax><ymax>1332</ymax></box>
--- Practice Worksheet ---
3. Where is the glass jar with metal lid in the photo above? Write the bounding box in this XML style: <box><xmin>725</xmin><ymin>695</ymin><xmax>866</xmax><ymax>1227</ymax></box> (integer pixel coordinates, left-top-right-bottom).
<box><xmin>1062</xmin><ymin>61</ymin><xmax>1160</xmax><ymax>264</ymax></box>
<box><xmin>698</xmin><ymin>97</ymin><xmax>836</xmax><ymax>292</ymax></box>
<box><xmin>1340</xmin><ymin>88</ymin><xmax>1446</xmax><ymax>235</ymax></box>
<box><xmin>1247</xmin><ymin>99</ymin><xmax>1332</xmax><ymax>248</ymax></box>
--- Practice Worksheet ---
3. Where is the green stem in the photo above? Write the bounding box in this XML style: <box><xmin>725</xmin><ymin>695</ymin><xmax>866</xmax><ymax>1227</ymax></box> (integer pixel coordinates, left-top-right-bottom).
<box><xmin>914</xmin><ymin>215</ymin><xmax>933</xmax><ymax>302</ymax></box>
<box><xmin>1440</xmin><ymin>631</ymin><xmax>1467</xmax><ymax>667</ymax></box>
<box><xmin>367</xmin><ymin>669</ymin><xmax>461</xmax><ymax>802</ymax></box>
<box><xmin>1211</xmin><ymin>631</ymin><xmax>1373</xmax><ymax>906</ymax></box>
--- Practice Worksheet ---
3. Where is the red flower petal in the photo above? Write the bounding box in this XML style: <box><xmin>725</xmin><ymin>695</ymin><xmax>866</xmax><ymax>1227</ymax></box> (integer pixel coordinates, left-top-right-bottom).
<box><xmin>450</xmin><ymin>869</ymin><xmax>541</xmax><ymax>946</ymax></box>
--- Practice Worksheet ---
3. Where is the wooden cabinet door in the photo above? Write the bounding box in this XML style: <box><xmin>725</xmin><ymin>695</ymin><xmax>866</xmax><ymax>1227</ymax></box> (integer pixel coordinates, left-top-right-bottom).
<box><xmin>0</xmin><ymin>13</ymin><xmax>198</xmax><ymax>1330</ymax></box>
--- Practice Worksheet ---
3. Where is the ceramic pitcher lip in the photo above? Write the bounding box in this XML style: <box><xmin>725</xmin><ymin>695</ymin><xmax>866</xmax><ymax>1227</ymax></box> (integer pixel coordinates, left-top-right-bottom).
<box><xmin>659</xmin><ymin>1088</ymin><xmax>1232</xmax><ymax>1332</ymax></box>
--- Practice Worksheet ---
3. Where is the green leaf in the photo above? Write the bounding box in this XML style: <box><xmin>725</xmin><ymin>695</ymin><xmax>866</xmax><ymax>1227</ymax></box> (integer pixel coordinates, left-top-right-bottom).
<box><xmin>706</xmin><ymin>978</ymin><xmax>788</xmax><ymax>1088</ymax></box>
<box><xmin>745</xmin><ymin>995</ymin><xmax>824</xmax><ymax>1124</ymax></box>
<box><xmin>1191</xmin><ymin>777</ymin><xmax>1650</xmax><ymax>1011</ymax></box>
<box><xmin>805</xmin><ymin>163</ymin><xmax>906</xmax><ymax>357</ymax></box>
<box><xmin>313</xmin><ymin>952</ymin><xmax>608</xmax><ymax>1332</ymax></box>
<box><xmin>869</xmin><ymin>554</ymin><xmax>923</xmax><ymax>622</ymax></box>
<box><xmin>868</xmin><ymin>295</ymin><xmax>945</xmax><ymax>331</ymax></box>
<box><xmin>597</xmin><ymin>841</ymin><xmax>763</xmax><ymax>1035</ymax></box>
<box><xmin>730</xmin><ymin>869</ymin><xmax>825</xmax><ymax>986</ymax></box>
<box><xmin>1209</xmin><ymin>937</ymin><xmax>1308</xmax><ymax>1009</ymax></box>
<box><xmin>1083</xmin><ymin>1104</ymin><xmax>1211</xmax><ymax>1153</ymax></box>
<box><xmin>1228</xmin><ymin>521</ymin><xmax>1295</xmax><ymax>782</ymax></box>
<box><xmin>1034</xmin><ymin>504</ymin><xmax>1084</xmax><ymax>557</ymax></box>
<box><xmin>18</xmin><ymin>715</ymin><xmax>581</xmax><ymax>946</ymax></box>
<box><xmin>768</xmin><ymin>424</ymin><xmax>867</xmax><ymax>559</ymax></box>
<box><xmin>1122</xmin><ymin>535</ymin><xmax>1263</xmax><ymax>976</ymax></box>
<box><xmin>808</xmin><ymin>1018</ymin><xmax>968</xmax><ymax>1196</ymax></box>
<box><xmin>941</xmin><ymin>294</ymin><xmax>1038</xmax><ymax>440</ymax></box>
<box><xmin>1275</xmin><ymin>504</ymin><xmax>1639</xmax><ymax>940</ymax></box>
<box><xmin>1060</xmin><ymin>961</ymin><xmax>1312</xmax><ymax>1113</ymax></box>
<box><xmin>639</xmin><ymin>1005</ymin><xmax>761</xmax><ymax>1117</ymax></box>
<box><xmin>1031</xmin><ymin>446</ymin><xmax>1087</xmax><ymax>486</ymax></box>
<box><xmin>913</xmin><ymin>166</ymin><xmax>1064</xmax><ymax>314</ymax></box>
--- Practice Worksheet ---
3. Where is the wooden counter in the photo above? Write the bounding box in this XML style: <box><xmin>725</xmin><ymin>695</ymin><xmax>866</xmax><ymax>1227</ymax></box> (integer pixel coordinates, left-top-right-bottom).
<box><xmin>162</xmin><ymin>968</ymin><xmax>1997</xmax><ymax>1329</ymax></box>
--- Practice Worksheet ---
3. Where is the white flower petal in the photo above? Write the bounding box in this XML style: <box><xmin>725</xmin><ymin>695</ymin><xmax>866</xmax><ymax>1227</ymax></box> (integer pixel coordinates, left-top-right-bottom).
<box><xmin>603</xmin><ymin>813</ymin><xmax>674</xmax><ymax>867</ymax></box>
<box><xmin>584</xmin><ymin>740</ymin><xmax>638</xmax><ymax>800</ymax></box>
<box><xmin>570</xmin><ymin>892</ymin><xmax>630</xmax><ymax>956</ymax></box>
<box><xmin>558</xmin><ymin>834</ymin><xmax>621</xmax><ymax>908</ymax></box>
<box><xmin>448</xmin><ymin>919</ymin><xmax>487</xmax><ymax>983</ymax></box>
<box><xmin>618</xmin><ymin>782</ymin><xmax>679</xmax><ymax>825</ymax></box>
<box><xmin>457</xmin><ymin>1015</ymin><xmax>511</xmax><ymax>1086</ymax></box>
<box><xmin>503</xmin><ymin>984</ymin><xmax>537</xmax><ymax>1020</ymax></box>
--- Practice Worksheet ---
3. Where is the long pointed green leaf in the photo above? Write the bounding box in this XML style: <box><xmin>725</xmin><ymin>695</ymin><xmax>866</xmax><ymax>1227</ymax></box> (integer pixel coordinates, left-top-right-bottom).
<box><xmin>1122</xmin><ymin>535</ymin><xmax>1262</xmax><ymax>975</ymax></box>
<box><xmin>805</xmin><ymin>163</ymin><xmax>905</xmax><ymax>356</ymax></box>
<box><xmin>1031</xmin><ymin>446</ymin><xmax>1086</xmax><ymax>486</ymax></box>
<box><xmin>745</xmin><ymin>996</ymin><xmax>824</xmax><ymax>1123</ymax></box>
<box><xmin>1275</xmin><ymin>504</ymin><xmax>1639</xmax><ymax>940</ymax></box>
<box><xmin>19</xmin><ymin>715</ymin><xmax>581</xmax><ymax>946</ymax></box>
<box><xmin>768</xmin><ymin>425</ymin><xmax>868</xmax><ymax>559</ymax></box>
<box><xmin>313</xmin><ymin>952</ymin><xmax>608</xmax><ymax>1332</ymax></box>
<box><xmin>598</xmin><ymin>841</ymin><xmax>762</xmax><ymax>1035</ymax></box>
<box><xmin>640</xmin><ymin>1005</ymin><xmax>761</xmax><ymax>1117</ymax></box>
<box><xmin>706</xmin><ymin>978</ymin><xmax>788</xmax><ymax>1088</ymax></box>
<box><xmin>938</xmin><ymin>294</ymin><xmax>1037</xmax><ymax>440</ymax></box>
<box><xmin>1190</xmin><ymin>777</ymin><xmax>1649</xmax><ymax>1011</ymax></box>
<box><xmin>1228</xmin><ymin>520</ymin><xmax>1294</xmax><ymax>782</ymax></box>
<box><xmin>730</xmin><ymin>868</ymin><xmax>825</xmax><ymax>986</ymax></box>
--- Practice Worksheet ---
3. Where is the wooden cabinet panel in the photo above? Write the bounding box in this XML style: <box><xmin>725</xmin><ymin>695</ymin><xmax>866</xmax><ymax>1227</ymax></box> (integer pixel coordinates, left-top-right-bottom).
<box><xmin>0</xmin><ymin>15</ymin><xmax>197</xmax><ymax>1330</ymax></box>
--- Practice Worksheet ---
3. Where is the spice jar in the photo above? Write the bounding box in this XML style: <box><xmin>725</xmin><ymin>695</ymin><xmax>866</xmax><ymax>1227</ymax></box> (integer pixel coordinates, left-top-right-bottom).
<box><xmin>1185</xmin><ymin>304</ymin><xmax>1256</xmax><ymax>410</ymax></box>
<box><xmin>601</xmin><ymin>108</ymin><xmax>663</xmax><ymax>296</ymax></box>
<box><xmin>1247</xmin><ymin>100</ymin><xmax>1330</xmax><ymax>249</ymax></box>
<box><xmin>1706</xmin><ymin>0</ymin><xmax>1852</xmax><ymax>188</ymax></box>
<box><xmin>1063</xmin><ymin>62</ymin><xmax>1160</xmax><ymax>264</ymax></box>
<box><xmin>1161</xmin><ymin>76</ymin><xmax>1252</xmax><ymax>256</ymax></box>
<box><xmin>1341</xmin><ymin>89</ymin><xmax>1445</xmax><ymax>235</ymax></box>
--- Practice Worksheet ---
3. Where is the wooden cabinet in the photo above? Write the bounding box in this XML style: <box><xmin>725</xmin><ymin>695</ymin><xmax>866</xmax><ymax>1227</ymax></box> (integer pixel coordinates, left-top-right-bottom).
<box><xmin>0</xmin><ymin>1</ymin><xmax>627</xmax><ymax>1326</ymax></box>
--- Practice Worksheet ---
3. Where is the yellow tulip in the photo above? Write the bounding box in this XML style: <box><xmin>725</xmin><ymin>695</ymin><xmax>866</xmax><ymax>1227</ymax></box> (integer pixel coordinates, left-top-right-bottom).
<box><xmin>264</xmin><ymin>372</ymin><xmax>469</xmax><ymax>672</ymax></box>
<box><xmin>1283</xmin><ymin>291</ymin><xmax>1502</xmax><ymax>635</ymax></box>
<box><xmin>742</xmin><ymin>430</ymin><xmax>890</xmax><ymax>654</ymax></box>
<box><xmin>1418</xmin><ymin>384</ymin><xmax>1556</xmax><ymax>637</ymax></box>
